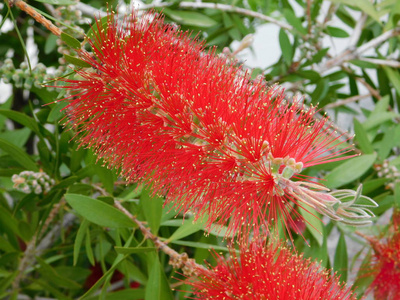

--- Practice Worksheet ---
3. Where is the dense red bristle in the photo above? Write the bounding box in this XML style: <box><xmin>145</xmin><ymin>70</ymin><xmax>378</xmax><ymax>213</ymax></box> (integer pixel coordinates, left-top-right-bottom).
<box><xmin>363</xmin><ymin>212</ymin><xmax>400</xmax><ymax>299</ymax></box>
<box><xmin>62</xmin><ymin>12</ymin><xmax>353</xmax><ymax>239</ymax></box>
<box><xmin>187</xmin><ymin>240</ymin><xmax>357</xmax><ymax>299</ymax></box>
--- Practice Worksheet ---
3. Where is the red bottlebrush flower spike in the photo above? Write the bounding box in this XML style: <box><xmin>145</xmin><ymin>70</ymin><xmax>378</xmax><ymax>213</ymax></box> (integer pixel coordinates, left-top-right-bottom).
<box><xmin>362</xmin><ymin>211</ymin><xmax>400</xmax><ymax>299</ymax></box>
<box><xmin>62</xmin><ymin>12</ymin><xmax>376</xmax><ymax>239</ymax></box>
<box><xmin>186</xmin><ymin>239</ymin><xmax>357</xmax><ymax>299</ymax></box>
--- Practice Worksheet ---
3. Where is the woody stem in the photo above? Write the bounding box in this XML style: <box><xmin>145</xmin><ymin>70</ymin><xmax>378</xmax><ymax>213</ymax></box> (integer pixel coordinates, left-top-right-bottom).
<box><xmin>8</xmin><ymin>0</ymin><xmax>62</xmax><ymax>36</ymax></box>
<box><xmin>91</xmin><ymin>184</ymin><xmax>203</xmax><ymax>274</ymax></box>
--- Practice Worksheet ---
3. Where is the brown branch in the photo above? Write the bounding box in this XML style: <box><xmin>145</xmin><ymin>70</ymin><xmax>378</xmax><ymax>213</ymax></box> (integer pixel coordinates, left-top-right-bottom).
<box><xmin>341</xmin><ymin>65</ymin><xmax>382</xmax><ymax>100</ymax></box>
<box><xmin>114</xmin><ymin>200</ymin><xmax>202</xmax><ymax>274</ymax></box>
<box><xmin>76</xmin><ymin>1</ymin><xmax>293</xmax><ymax>31</ymax></box>
<box><xmin>306</xmin><ymin>0</ymin><xmax>312</xmax><ymax>34</ymax></box>
<box><xmin>321</xmin><ymin>28</ymin><xmax>400</xmax><ymax>73</ymax></box>
<box><xmin>91</xmin><ymin>184</ymin><xmax>205</xmax><ymax>276</ymax></box>
<box><xmin>324</xmin><ymin>94</ymin><xmax>370</xmax><ymax>109</ymax></box>
<box><xmin>12</xmin><ymin>200</ymin><xmax>67</xmax><ymax>292</ymax></box>
<box><xmin>9</xmin><ymin>0</ymin><xmax>61</xmax><ymax>36</ymax></box>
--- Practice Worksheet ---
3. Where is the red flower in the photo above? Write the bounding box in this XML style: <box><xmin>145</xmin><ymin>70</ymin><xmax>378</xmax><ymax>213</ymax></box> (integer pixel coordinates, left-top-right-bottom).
<box><xmin>84</xmin><ymin>262</ymin><xmax>140</xmax><ymax>290</ymax></box>
<box><xmin>187</xmin><ymin>239</ymin><xmax>357</xmax><ymax>299</ymax></box>
<box><xmin>62</xmin><ymin>12</ymin><xmax>374</xmax><ymax>239</ymax></box>
<box><xmin>362</xmin><ymin>212</ymin><xmax>400</xmax><ymax>299</ymax></box>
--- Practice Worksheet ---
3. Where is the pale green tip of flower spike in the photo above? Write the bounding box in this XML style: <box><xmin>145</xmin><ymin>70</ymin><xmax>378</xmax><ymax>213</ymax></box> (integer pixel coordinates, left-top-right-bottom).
<box><xmin>284</xmin><ymin>180</ymin><xmax>377</xmax><ymax>226</ymax></box>
<box><xmin>12</xmin><ymin>171</ymin><xmax>55</xmax><ymax>194</ymax></box>
<box><xmin>328</xmin><ymin>184</ymin><xmax>378</xmax><ymax>226</ymax></box>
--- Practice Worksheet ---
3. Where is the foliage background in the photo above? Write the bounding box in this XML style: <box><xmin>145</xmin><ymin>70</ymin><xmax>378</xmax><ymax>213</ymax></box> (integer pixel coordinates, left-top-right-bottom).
<box><xmin>0</xmin><ymin>0</ymin><xmax>399</xmax><ymax>299</ymax></box>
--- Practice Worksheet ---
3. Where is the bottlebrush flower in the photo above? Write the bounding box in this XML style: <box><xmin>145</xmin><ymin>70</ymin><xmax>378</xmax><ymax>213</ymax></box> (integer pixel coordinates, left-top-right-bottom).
<box><xmin>186</xmin><ymin>239</ymin><xmax>357</xmax><ymax>299</ymax></box>
<box><xmin>61</xmin><ymin>11</ymin><xmax>376</xmax><ymax>239</ymax></box>
<box><xmin>361</xmin><ymin>212</ymin><xmax>400</xmax><ymax>299</ymax></box>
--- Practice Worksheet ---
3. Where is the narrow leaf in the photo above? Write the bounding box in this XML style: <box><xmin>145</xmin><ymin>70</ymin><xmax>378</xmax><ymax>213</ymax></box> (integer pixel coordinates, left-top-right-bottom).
<box><xmin>299</xmin><ymin>206</ymin><xmax>323</xmax><ymax>246</ymax></box>
<box><xmin>334</xmin><ymin>232</ymin><xmax>348</xmax><ymax>282</ymax></box>
<box><xmin>163</xmin><ymin>8</ymin><xmax>217</xmax><ymax>28</ymax></box>
<box><xmin>65</xmin><ymin>194</ymin><xmax>136</xmax><ymax>228</ymax></box>
<box><xmin>80</xmin><ymin>254</ymin><xmax>128</xmax><ymax>299</ymax></box>
<box><xmin>383</xmin><ymin>66</ymin><xmax>400</xmax><ymax>96</ymax></box>
<box><xmin>114</xmin><ymin>247</ymin><xmax>156</xmax><ymax>254</ymax></box>
<box><xmin>36</xmin><ymin>256</ymin><xmax>81</xmax><ymax>289</ymax></box>
<box><xmin>64</xmin><ymin>54</ymin><xmax>91</xmax><ymax>68</ymax></box>
<box><xmin>0</xmin><ymin>109</ymin><xmax>39</xmax><ymax>134</ymax></box>
<box><xmin>145</xmin><ymin>257</ymin><xmax>174</xmax><ymax>300</ymax></box>
<box><xmin>73</xmin><ymin>219</ymin><xmax>89</xmax><ymax>266</ymax></box>
<box><xmin>166</xmin><ymin>217</ymin><xmax>206</xmax><ymax>242</ymax></box>
<box><xmin>279</xmin><ymin>29</ymin><xmax>293</xmax><ymax>66</ymax></box>
<box><xmin>85</xmin><ymin>228</ymin><xmax>95</xmax><ymax>265</ymax></box>
<box><xmin>140</xmin><ymin>189</ymin><xmax>164</xmax><ymax>235</ymax></box>
<box><xmin>0</xmin><ymin>138</ymin><xmax>38</xmax><ymax>171</ymax></box>
<box><xmin>283</xmin><ymin>9</ymin><xmax>307</xmax><ymax>35</ymax></box>
<box><xmin>61</xmin><ymin>32</ymin><xmax>81</xmax><ymax>50</ymax></box>
<box><xmin>353</xmin><ymin>118</ymin><xmax>373</xmax><ymax>154</ymax></box>
<box><xmin>325</xmin><ymin>153</ymin><xmax>377</xmax><ymax>189</ymax></box>
<box><xmin>325</xmin><ymin>26</ymin><xmax>350</xmax><ymax>38</ymax></box>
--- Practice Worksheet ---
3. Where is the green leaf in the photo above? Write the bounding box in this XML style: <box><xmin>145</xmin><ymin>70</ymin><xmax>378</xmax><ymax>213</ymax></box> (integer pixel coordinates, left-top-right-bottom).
<box><xmin>34</xmin><ymin>0</ymin><xmax>77</xmax><ymax>4</ymax></box>
<box><xmin>299</xmin><ymin>206</ymin><xmax>323</xmax><ymax>246</ymax></box>
<box><xmin>0</xmin><ymin>109</ymin><xmax>40</xmax><ymax>134</ymax></box>
<box><xmin>330</xmin><ymin>0</ymin><xmax>380</xmax><ymax>22</ymax></box>
<box><xmin>324</xmin><ymin>26</ymin><xmax>350</xmax><ymax>38</ymax></box>
<box><xmin>0</xmin><ymin>127</ymin><xmax>31</xmax><ymax>148</ymax></box>
<box><xmin>73</xmin><ymin>219</ymin><xmax>89</xmax><ymax>266</ymax></box>
<box><xmin>311</xmin><ymin>78</ymin><xmax>329</xmax><ymax>105</ymax></box>
<box><xmin>0</xmin><ymin>206</ymin><xmax>20</xmax><ymax>238</ymax></box>
<box><xmin>296</xmin><ymin>70</ymin><xmax>321</xmax><ymax>82</ymax></box>
<box><xmin>145</xmin><ymin>257</ymin><xmax>174</xmax><ymax>300</ymax></box>
<box><xmin>48</xmin><ymin>100</ymin><xmax>68</xmax><ymax>122</ymax></box>
<box><xmin>114</xmin><ymin>247</ymin><xmax>156</xmax><ymax>254</ymax></box>
<box><xmin>363</xmin><ymin>112</ymin><xmax>398</xmax><ymax>130</ymax></box>
<box><xmin>18</xmin><ymin>221</ymin><xmax>33</xmax><ymax>241</ymax></box>
<box><xmin>94</xmin><ymin>163</ymin><xmax>115</xmax><ymax>193</ymax></box>
<box><xmin>383</xmin><ymin>66</ymin><xmax>400</xmax><ymax>96</ymax></box>
<box><xmin>395</xmin><ymin>182</ymin><xmax>400</xmax><ymax>209</ymax></box>
<box><xmin>31</xmin><ymin>86</ymin><xmax>60</xmax><ymax>105</ymax></box>
<box><xmin>85</xmin><ymin>289</ymin><xmax>145</xmax><ymax>300</ymax></box>
<box><xmin>349</xmin><ymin>59</ymin><xmax>377</xmax><ymax>69</ymax></box>
<box><xmin>65</xmin><ymin>194</ymin><xmax>136</xmax><ymax>228</ymax></box>
<box><xmin>163</xmin><ymin>8</ymin><xmax>218</xmax><ymax>28</ymax></box>
<box><xmin>61</xmin><ymin>32</ymin><xmax>81</xmax><ymax>50</ymax></box>
<box><xmin>325</xmin><ymin>153</ymin><xmax>377</xmax><ymax>189</ymax></box>
<box><xmin>80</xmin><ymin>254</ymin><xmax>129</xmax><ymax>299</ymax></box>
<box><xmin>311</xmin><ymin>0</ymin><xmax>323</xmax><ymax>19</ymax></box>
<box><xmin>377</xmin><ymin>124</ymin><xmax>400</xmax><ymax>160</ymax></box>
<box><xmin>37</xmin><ymin>256</ymin><xmax>81</xmax><ymax>289</ymax></box>
<box><xmin>140</xmin><ymin>189</ymin><xmax>164</xmax><ymax>235</ymax></box>
<box><xmin>64</xmin><ymin>54</ymin><xmax>91</xmax><ymax>68</ymax></box>
<box><xmin>283</xmin><ymin>9</ymin><xmax>307</xmax><ymax>35</ymax></box>
<box><xmin>302</xmin><ymin>48</ymin><xmax>329</xmax><ymax>67</ymax></box>
<box><xmin>0</xmin><ymin>235</ymin><xmax>16</xmax><ymax>252</ymax></box>
<box><xmin>166</xmin><ymin>217</ymin><xmax>206</xmax><ymax>242</ymax></box>
<box><xmin>334</xmin><ymin>232</ymin><xmax>348</xmax><ymax>282</ymax></box>
<box><xmin>222</xmin><ymin>13</ymin><xmax>241</xmax><ymax>41</ymax></box>
<box><xmin>36</xmin><ymin>278</ymin><xmax>71</xmax><ymax>300</ymax></box>
<box><xmin>53</xmin><ymin>176</ymin><xmax>78</xmax><ymax>190</ymax></box>
<box><xmin>362</xmin><ymin>178</ymin><xmax>388</xmax><ymax>194</ymax></box>
<box><xmin>279</xmin><ymin>29</ymin><xmax>293</xmax><ymax>66</ymax></box>
<box><xmin>353</xmin><ymin>118</ymin><xmax>374</xmax><ymax>154</ymax></box>
<box><xmin>85</xmin><ymin>228</ymin><xmax>95</xmax><ymax>265</ymax></box>
<box><xmin>170</xmin><ymin>240</ymin><xmax>229</xmax><ymax>252</ymax></box>
<box><xmin>44</xmin><ymin>34</ymin><xmax>58</xmax><ymax>54</ymax></box>
<box><xmin>0</xmin><ymin>138</ymin><xmax>38</xmax><ymax>171</ymax></box>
